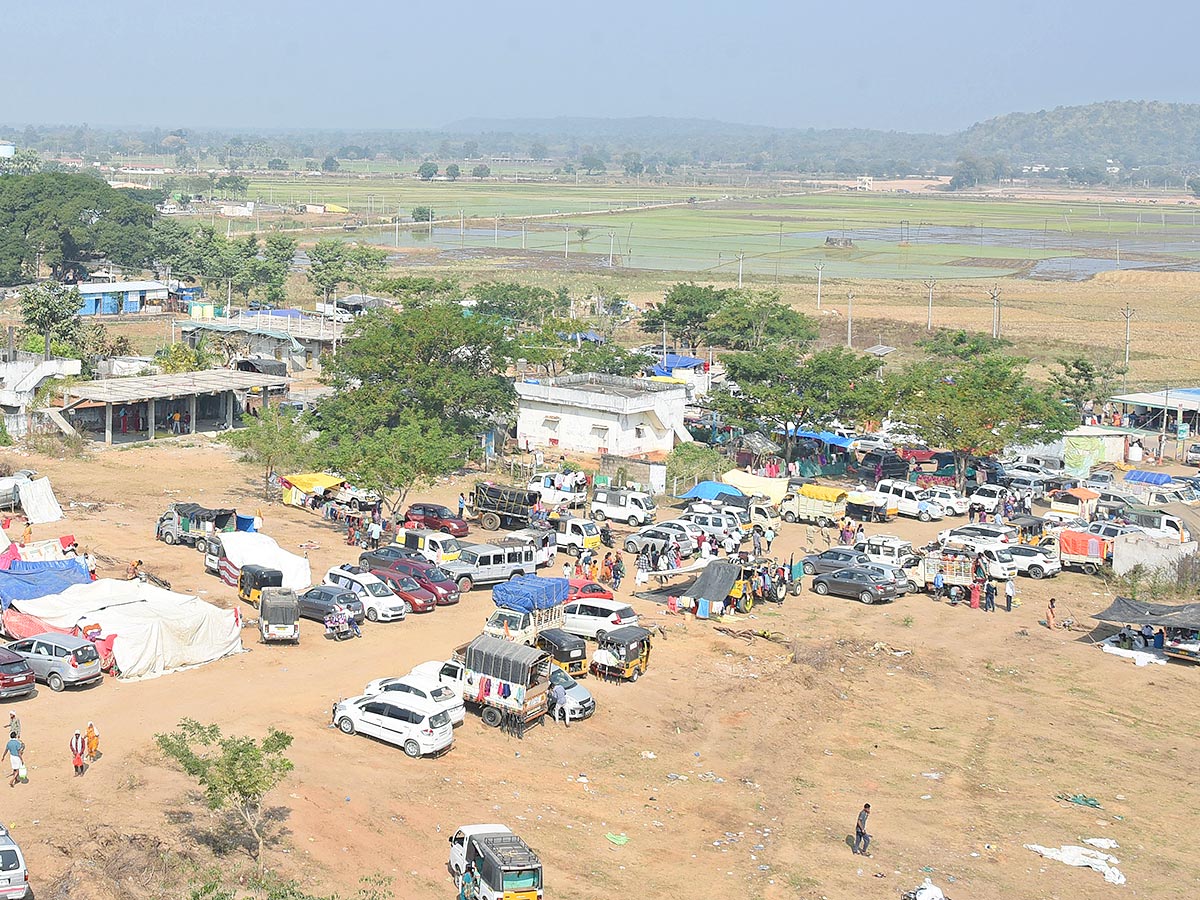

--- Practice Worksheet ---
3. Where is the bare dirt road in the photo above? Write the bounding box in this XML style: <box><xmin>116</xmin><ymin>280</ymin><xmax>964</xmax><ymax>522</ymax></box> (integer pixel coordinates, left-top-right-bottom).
<box><xmin>4</xmin><ymin>438</ymin><xmax>1197</xmax><ymax>900</ymax></box>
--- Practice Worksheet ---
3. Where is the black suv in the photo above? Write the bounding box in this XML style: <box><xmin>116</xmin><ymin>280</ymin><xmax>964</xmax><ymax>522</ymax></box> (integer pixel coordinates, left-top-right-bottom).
<box><xmin>851</xmin><ymin>450</ymin><xmax>910</xmax><ymax>482</ymax></box>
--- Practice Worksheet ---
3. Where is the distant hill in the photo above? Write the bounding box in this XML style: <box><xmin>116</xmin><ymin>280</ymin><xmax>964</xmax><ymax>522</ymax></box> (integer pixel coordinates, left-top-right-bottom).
<box><xmin>441</xmin><ymin>115</ymin><xmax>760</xmax><ymax>138</ymax></box>
<box><xmin>959</xmin><ymin>100</ymin><xmax>1200</xmax><ymax>166</ymax></box>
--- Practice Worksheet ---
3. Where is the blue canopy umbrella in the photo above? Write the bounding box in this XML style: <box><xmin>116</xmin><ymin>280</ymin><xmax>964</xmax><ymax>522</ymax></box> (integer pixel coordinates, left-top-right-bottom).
<box><xmin>679</xmin><ymin>480</ymin><xmax>745</xmax><ymax>500</ymax></box>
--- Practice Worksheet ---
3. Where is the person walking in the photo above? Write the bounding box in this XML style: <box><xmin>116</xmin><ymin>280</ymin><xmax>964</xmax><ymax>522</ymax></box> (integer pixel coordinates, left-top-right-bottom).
<box><xmin>1005</xmin><ymin>578</ymin><xmax>1016</xmax><ymax>613</ymax></box>
<box><xmin>764</xmin><ymin>526</ymin><xmax>776</xmax><ymax>553</ymax></box>
<box><xmin>611</xmin><ymin>554</ymin><xmax>625</xmax><ymax>591</ymax></box>
<box><xmin>368</xmin><ymin>519</ymin><xmax>382</xmax><ymax>550</ymax></box>
<box><xmin>635</xmin><ymin>550</ymin><xmax>650</xmax><ymax>586</ymax></box>
<box><xmin>550</xmin><ymin>680</ymin><xmax>569</xmax><ymax>728</ymax></box>
<box><xmin>7</xmin><ymin>713</ymin><xmax>18</xmax><ymax>741</ymax></box>
<box><xmin>4</xmin><ymin>731</ymin><xmax>23</xmax><ymax>787</ymax></box>
<box><xmin>752</xmin><ymin>529</ymin><xmax>763</xmax><ymax>556</ymax></box>
<box><xmin>85</xmin><ymin>723</ymin><xmax>100</xmax><ymax>762</ymax></box>
<box><xmin>457</xmin><ymin>493</ymin><xmax>466</xmax><ymax>518</ymax></box>
<box><xmin>853</xmin><ymin>803</ymin><xmax>872</xmax><ymax>856</ymax></box>
<box><xmin>983</xmin><ymin>580</ymin><xmax>996</xmax><ymax>612</ymax></box>
<box><xmin>562</xmin><ymin>560</ymin><xmax>571</xmax><ymax>579</ymax></box>
<box><xmin>70</xmin><ymin>729</ymin><xmax>86</xmax><ymax>776</ymax></box>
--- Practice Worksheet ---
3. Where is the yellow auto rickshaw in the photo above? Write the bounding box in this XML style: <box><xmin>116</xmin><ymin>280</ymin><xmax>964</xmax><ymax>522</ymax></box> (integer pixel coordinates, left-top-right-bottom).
<box><xmin>590</xmin><ymin>625</ymin><xmax>652</xmax><ymax>683</ymax></box>
<box><xmin>537</xmin><ymin>627</ymin><xmax>588</xmax><ymax>678</ymax></box>
<box><xmin>238</xmin><ymin>564</ymin><xmax>283</xmax><ymax>607</ymax></box>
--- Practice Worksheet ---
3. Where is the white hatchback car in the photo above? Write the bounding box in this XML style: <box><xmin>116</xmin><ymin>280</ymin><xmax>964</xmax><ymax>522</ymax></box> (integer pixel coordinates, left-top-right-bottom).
<box><xmin>562</xmin><ymin>597</ymin><xmax>639</xmax><ymax>640</ymax></box>
<box><xmin>323</xmin><ymin>564</ymin><xmax>408</xmax><ymax>622</ymax></box>
<box><xmin>364</xmin><ymin>674</ymin><xmax>466</xmax><ymax>725</ymax></box>
<box><xmin>920</xmin><ymin>486</ymin><xmax>969</xmax><ymax>516</ymax></box>
<box><xmin>332</xmin><ymin>694</ymin><xmax>453</xmax><ymax>758</ymax></box>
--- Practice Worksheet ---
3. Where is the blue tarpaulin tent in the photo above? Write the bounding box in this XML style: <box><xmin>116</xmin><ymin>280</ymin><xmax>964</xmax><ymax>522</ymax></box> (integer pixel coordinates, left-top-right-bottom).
<box><xmin>679</xmin><ymin>480</ymin><xmax>745</xmax><ymax>500</ymax></box>
<box><xmin>0</xmin><ymin>560</ymin><xmax>92</xmax><ymax>610</ymax></box>
<box><xmin>652</xmin><ymin>353</ymin><xmax>705</xmax><ymax>376</ymax></box>
<box><xmin>1124</xmin><ymin>470</ymin><xmax>1173</xmax><ymax>486</ymax></box>
<box><xmin>492</xmin><ymin>575</ymin><xmax>569</xmax><ymax>611</ymax></box>
<box><xmin>235</xmin><ymin>515</ymin><xmax>257</xmax><ymax>532</ymax></box>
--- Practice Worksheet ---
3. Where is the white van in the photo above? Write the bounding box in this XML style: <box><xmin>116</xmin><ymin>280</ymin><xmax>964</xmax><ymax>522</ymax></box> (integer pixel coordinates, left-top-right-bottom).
<box><xmin>332</xmin><ymin>693</ymin><xmax>454</xmax><ymax>758</ymax></box>
<box><xmin>0</xmin><ymin>825</ymin><xmax>30</xmax><ymax>899</ymax></box>
<box><xmin>876</xmin><ymin>479</ymin><xmax>945</xmax><ymax>521</ymax></box>
<box><xmin>590</xmin><ymin>488</ymin><xmax>656</xmax><ymax>526</ymax></box>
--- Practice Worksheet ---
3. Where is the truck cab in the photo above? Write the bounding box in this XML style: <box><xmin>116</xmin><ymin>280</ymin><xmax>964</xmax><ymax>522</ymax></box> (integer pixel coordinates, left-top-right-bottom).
<box><xmin>526</xmin><ymin>472</ymin><xmax>588</xmax><ymax>508</ymax></box>
<box><xmin>590</xmin><ymin>488</ymin><xmax>656</xmax><ymax>526</ymax></box>
<box><xmin>395</xmin><ymin>528</ymin><xmax>462</xmax><ymax>564</ymax></box>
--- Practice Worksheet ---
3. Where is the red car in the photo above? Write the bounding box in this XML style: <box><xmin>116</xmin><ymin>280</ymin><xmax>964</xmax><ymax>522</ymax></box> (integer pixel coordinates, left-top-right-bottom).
<box><xmin>568</xmin><ymin>579</ymin><xmax>613</xmax><ymax>602</ymax></box>
<box><xmin>0</xmin><ymin>647</ymin><xmax>36</xmax><ymax>700</ymax></box>
<box><xmin>404</xmin><ymin>502</ymin><xmax>469</xmax><ymax>537</ymax></box>
<box><xmin>383</xmin><ymin>558</ymin><xmax>461</xmax><ymax>605</ymax></box>
<box><xmin>370</xmin><ymin>569</ymin><xmax>437</xmax><ymax>613</ymax></box>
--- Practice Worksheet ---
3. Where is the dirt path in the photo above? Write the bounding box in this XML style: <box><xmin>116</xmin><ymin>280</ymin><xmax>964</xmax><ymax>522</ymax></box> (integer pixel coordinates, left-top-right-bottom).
<box><xmin>3</xmin><ymin>439</ymin><xmax>1196</xmax><ymax>899</ymax></box>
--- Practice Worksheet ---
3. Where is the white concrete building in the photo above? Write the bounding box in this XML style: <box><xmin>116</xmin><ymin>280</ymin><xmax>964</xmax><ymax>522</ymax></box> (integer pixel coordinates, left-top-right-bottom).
<box><xmin>514</xmin><ymin>373</ymin><xmax>691</xmax><ymax>457</ymax></box>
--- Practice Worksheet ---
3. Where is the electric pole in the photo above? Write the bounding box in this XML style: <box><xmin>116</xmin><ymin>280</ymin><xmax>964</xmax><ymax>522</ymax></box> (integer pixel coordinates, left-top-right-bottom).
<box><xmin>923</xmin><ymin>278</ymin><xmax>936</xmax><ymax>332</ymax></box>
<box><xmin>1121</xmin><ymin>303</ymin><xmax>1136</xmax><ymax>391</ymax></box>
<box><xmin>815</xmin><ymin>262</ymin><xmax>825</xmax><ymax>310</ymax></box>
<box><xmin>846</xmin><ymin>290</ymin><xmax>854</xmax><ymax>348</ymax></box>
<box><xmin>563</xmin><ymin>226</ymin><xmax>569</xmax><ymax>259</ymax></box>
<box><xmin>737</xmin><ymin>253</ymin><xmax>744</xmax><ymax>288</ymax></box>
<box><xmin>608</xmin><ymin>232</ymin><xmax>615</xmax><ymax>267</ymax></box>
<box><xmin>989</xmin><ymin>284</ymin><xmax>1002</xmax><ymax>339</ymax></box>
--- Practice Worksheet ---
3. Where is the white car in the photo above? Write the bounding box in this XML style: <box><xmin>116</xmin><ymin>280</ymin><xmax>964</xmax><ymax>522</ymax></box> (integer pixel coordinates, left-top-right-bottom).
<box><xmin>323</xmin><ymin>564</ymin><xmax>407</xmax><ymax>622</ymax></box>
<box><xmin>967</xmin><ymin>484</ymin><xmax>1008</xmax><ymax>513</ymax></box>
<box><xmin>920</xmin><ymin>486</ymin><xmax>969</xmax><ymax>516</ymax></box>
<box><xmin>562</xmin><ymin>597</ymin><xmax>639</xmax><ymax>640</ymax></box>
<box><xmin>853</xmin><ymin>433</ymin><xmax>894</xmax><ymax>453</ymax></box>
<box><xmin>937</xmin><ymin>523</ymin><xmax>1016</xmax><ymax>545</ymax></box>
<box><xmin>332</xmin><ymin>694</ymin><xmax>453</xmax><ymax>758</ymax></box>
<box><xmin>656</xmin><ymin>519</ymin><xmax>706</xmax><ymax>543</ymax></box>
<box><xmin>1007</xmin><ymin>544</ymin><xmax>1062</xmax><ymax>579</ymax></box>
<box><xmin>364</xmin><ymin>674</ymin><xmax>466</xmax><ymax>725</ymax></box>
<box><xmin>1086</xmin><ymin>521</ymin><xmax>1142</xmax><ymax>539</ymax></box>
<box><xmin>1005</xmin><ymin>462</ymin><xmax>1056</xmax><ymax>479</ymax></box>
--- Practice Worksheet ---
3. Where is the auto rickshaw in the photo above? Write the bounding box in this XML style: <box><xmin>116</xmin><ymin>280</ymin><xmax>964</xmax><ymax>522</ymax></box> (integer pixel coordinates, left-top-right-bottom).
<box><xmin>537</xmin><ymin>627</ymin><xmax>588</xmax><ymax>678</ymax></box>
<box><xmin>1010</xmin><ymin>514</ymin><xmax>1047</xmax><ymax>545</ymax></box>
<box><xmin>238</xmin><ymin>564</ymin><xmax>283</xmax><ymax>608</ymax></box>
<box><xmin>590</xmin><ymin>625</ymin><xmax>652</xmax><ymax>683</ymax></box>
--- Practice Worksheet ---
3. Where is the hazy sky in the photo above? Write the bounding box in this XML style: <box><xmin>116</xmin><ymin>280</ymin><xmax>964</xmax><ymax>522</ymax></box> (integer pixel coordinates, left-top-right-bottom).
<box><xmin>5</xmin><ymin>0</ymin><xmax>1196</xmax><ymax>133</ymax></box>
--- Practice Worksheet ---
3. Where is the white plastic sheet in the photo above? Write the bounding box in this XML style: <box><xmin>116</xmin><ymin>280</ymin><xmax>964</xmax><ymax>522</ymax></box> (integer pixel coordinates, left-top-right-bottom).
<box><xmin>11</xmin><ymin>579</ymin><xmax>243</xmax><ymax>680</ymax></box>
<box><xmin>1025</xmin><ymin>843</ymin><xmax>1126</xmax><ymax>885</ymax></box>
<box><xmin>19</xmin><ymin>477</ymin><xmax>63</xmax><ymax>525</ymax></box>
<box><xmin>215</xmin><ymin>531</ymin><xmax>311</xmax><ymax>590</ymax></box>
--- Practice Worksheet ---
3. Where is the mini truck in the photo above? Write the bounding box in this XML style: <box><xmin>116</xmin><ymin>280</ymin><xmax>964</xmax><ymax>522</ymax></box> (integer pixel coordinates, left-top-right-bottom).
<box><xmin>449</xmin><ymin>824</ymin><xmax>543</xmax><ymax>900</ymax></box>
<box><xmin>469</xmin><ymin>483</ymin><xmax>543</xmax><ymax>532</ymax></box>
<box><xmin>156</xmin><ymin>502</ymin><xmax>237</xmax><ymax>553</ymax></box>
<box><xmin>526</xmin><ymin>471</ymin><xmax>588</xmax><ymax>508</ymax></box>
<box><xmin>779</xmin><ymin>484</ymin><xmax>847</xmax><ymax>527</ymax></box>
<box><xmin>485</xmin><ymin>575</ymin><xmax>568</xmax><ymax>645</ymax></box>
<box><xmin>412</xmin><ymin>634</ymin><xmax>551</xmax><ymax>733</ymax></box>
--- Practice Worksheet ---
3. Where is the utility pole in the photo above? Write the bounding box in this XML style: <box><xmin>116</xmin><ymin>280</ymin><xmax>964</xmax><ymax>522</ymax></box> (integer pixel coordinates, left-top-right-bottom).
<box><xmin>923</xmin><ymin>278</ymin><xmax>936</xmax><ymax>331</ymax></box>
<box><xmin>495</xmin><ymin>216</ymin><xmax>499</xmax><ymax>247</ymax></box>
<box><xmin>737</xmin><ymin>252</ymin><xmax>744</xmax><ymax>288</ymax></box>
<box><xmin>522</xmin><ymin>222</ymin><xmax>527</xmax><ymax>250</ymax></box>
<box><xmin>989</xmin><ymin>284</ymin><xmax>1002</xmax><ymax>339</ymax></box>
<box><xmin>395</xmin><ymin>205</ymin><xmax>400</xmax><ymax>248</ymax></box>
<box><xmin>1121</xmin><ymin>303</ymin><xmax>1136</xmax><ymax>391</ymax></box>
<box><xmin>563</xmin><ymin>226</ymin><xmax>569</xmax><ymax>259</ymax></box>
<box><xmin>608</xmin><ymin>232</ymin><xmax>615</xmax><ymax>267</ymax></box>
<box><xmin>846</xmin><ymin>290</ymin><xmax>854</xmax><ymax>348</ymax></box>
<box><xmin>814</xmin><ymin>262</ymin><xmax>825</xmax><ymax>309</ymax></box>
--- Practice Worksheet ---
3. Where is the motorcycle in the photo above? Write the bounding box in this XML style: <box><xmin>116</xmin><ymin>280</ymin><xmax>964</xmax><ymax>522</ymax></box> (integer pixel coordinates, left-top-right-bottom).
<box><xmin>599</xmin><ymin>523</ymin><xmax>614</xmax><ymax>548</ymax></box>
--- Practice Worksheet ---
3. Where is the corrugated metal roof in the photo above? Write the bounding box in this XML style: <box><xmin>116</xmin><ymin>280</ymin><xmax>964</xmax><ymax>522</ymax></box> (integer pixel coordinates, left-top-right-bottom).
<box><xmin>75</xmin><ymin>281</ymin><xmax>168</xmax><ymax>294</ymax></box>
<box><xmin>65</xmin><ymin>370</ymin><xmax>289</xmax><ymax>404</ymax></box>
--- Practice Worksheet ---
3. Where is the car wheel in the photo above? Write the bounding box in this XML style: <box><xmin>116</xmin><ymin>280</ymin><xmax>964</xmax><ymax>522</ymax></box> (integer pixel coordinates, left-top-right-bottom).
<box><xmin>783</xmin><ymin>512</ymin><xmax>796</xmax><ymax>523</ymax></box>
<box><xmin>790</xmin><ymin>582</ymin><xmax>803</xmax><ymax>596</ymax></box>
<box><xmin>403</xmin><ymin>739</ymin><xmax>422</xmax><ymax>758</ymax></box>
<box><xmin>624</xmin><ymin>540</ymin><xmax>638</xmax><ymax>554</ymax></box>
<box><xmin>457</xmin><ymin>577</ymin><xmax>473</xmax><ymax>592</ymax></box>
<box><xmin>803</xmin><ymin>562</ymin><xmax>816</xmax><ymax>575</ymax></box>
<box><xmin>1029</xmin><ymin>565</ymin><xmax>1045</xmax><ymax>579</ymax></box>
<box><xmin>860</xmin><ymin>592</ymin><xmax>876</xmax><ymax>605</ymax></box>
<box><xmin>592</xmin><ymin>509</ymin><xmax>606</xmax><ymax>522</ymax></box>
<box><xmin>162</xmin><ymin>532</ymin><xmax>176</xmax><ymax>546</ymax></box>
<box><xmin>194</xmin><ymin>538</ymin><xmax>207</xmax><ymax>554</ymax></box>
<box><xmin>481</xmin><ymin>707</ymin><xmax>503</xmax><ymax>728</ymax></box>
<box><xmin>813</xmin><ymin>581</ymin><xmax>829</xmax><ymax>595</ymax></box>
<box><xmin>481</xmin><ymin>513</ymin><xmax>500</xmax><ymax>531</ymax></box>
<box><xmin>1082</xmin><ymin>563</ymin><xmax>1099</xmax><ymax>576</ymax></box>
<box><xmin>595</xmin><ymin>629</ymin><xmax>607</xmax><ymax>641</ymax></box>
<box><xmin>404</xmin><ymin>601</ymin><xmax>413</xmax><ymax>614</ymax></box>
<box><xmin>48</xmin><ymin>673</ymin><xmax>65</xmax><ymax>692</ymax></box>
<box><xmin>918</xmin><ymin>511</ymin><xmax>931</xmax><ymax>522</ymax></box>
<box><xmin>350</xmin><ymin>499</ymin><xmax>362</xmax><ymax>511</ymax></box>
<box><xmin>628</xmin><ymin>516</ymin><xmax>641</xmax><ymax>527</ymax></box>
<box><xmin>630</xmin><ymin>668</ymin><xmax>640</xmax><ymax>683</ymax></box>
<box><xmin>818</xmin><ymin>517</ymin><xmax>831</xmax><ymax>528</ymax></box>
<box><xmin>509</xmin><ymin>571</ymin><xmax>523</xmax><ymax>580</ymax></box>
<box><xmin>907</xmin><ymin>580</ymin><xmax>919</xmax><ymax>594</ymax></box>
<box><xmin>337</xmin><ymin>717</ymin><xmax>355</xmax><ymax>735</ymax></box>
<box><xmin>366</xmin><ymin>607</ymin><xmax>379</xmax><ymax>622</ymax></box>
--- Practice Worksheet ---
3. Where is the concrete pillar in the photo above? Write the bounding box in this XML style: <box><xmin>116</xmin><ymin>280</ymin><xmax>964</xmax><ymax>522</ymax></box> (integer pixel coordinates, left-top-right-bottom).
<box><xmin>188</xmin><ymin>394</ymin><xmax>197</xmax><ymax>434</ymax></box>
<box><xmin>104</xmin><ymin>403</ymin><xmax>112</xmax><ymax>446</ymax></box>
<box><xmin>225</xmin><ymin>391</ymin><xmax>234</xmax><ymax>430</ymax></box>
<box><xmin>147</xmin><ymin>398</ymin><xmax>156</xmax><ymax>441</ymax></box>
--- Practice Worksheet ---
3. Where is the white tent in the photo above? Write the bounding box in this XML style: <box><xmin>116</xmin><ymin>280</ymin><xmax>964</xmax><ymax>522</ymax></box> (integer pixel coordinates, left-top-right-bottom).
<box><xmin>213</xmin><ymin>531</ymin><xmax>311</xmax><ymax>590</ymax></box>
<box><xmin>19</xmin><ymin>477</ymin><xmax>63</xmax><ymax>525</ymax></box>
<box><xmin>10</xmin><ymin>579</ymin><xmax>243</xmax><ymax>680</ymax></box>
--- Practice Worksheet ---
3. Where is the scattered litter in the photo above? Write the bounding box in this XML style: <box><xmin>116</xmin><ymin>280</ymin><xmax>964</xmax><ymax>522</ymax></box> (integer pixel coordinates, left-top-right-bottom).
<box><xmin>921</xmin><ymin>772</ymin><xmax>943</xmax><ymax>780</ymax></box>
<box><xmin>640</xmin><ymin>751</ymin><xmax>657</xmax><ymax>760</ymax></box>
<box><xmin>902</xmin><ymin>877</ymin><xmax>946</xmax><ymax>900</ymax></box>
<box><xmin>1025</xmin><ymin>844</ymin><xmax>1125</xmax><ymax>885</ymax></box>
<box><xmin>920</xmin><ymin>794</ymin><xmax>932</xmax><ymax>800</ymax></box>
<box><xmin>605</xmin><ymin>833</ymin><xmax>629</xmax><ymax>846</ymax></box>
<box><xmin>871</xmin><ymin>641</ymin><xmax>912</xmax><ymax>657</ymax></box>
<box><xmin>577</xmin><ymin>774</ymin><xmax>589</xmax><ymax>784</ymax></box>
<box><xmin>1083</xmin><ymin>837</ymin><xmax>1119</xmax><ymax>850</ymax></box>
<box><xmin>1057</xmin><ymin>793</ymin><xmax>1103</xmax><ymax>809</ymax></box>
<box><xmin>697</xmin><ymin>771</ymin><xmax>726</xmax><ymax>783</ymax></box>
<box><xmin>666</xmin><ymin>773</ymin><xmax>688</xmax><ymax>782</ymax></box>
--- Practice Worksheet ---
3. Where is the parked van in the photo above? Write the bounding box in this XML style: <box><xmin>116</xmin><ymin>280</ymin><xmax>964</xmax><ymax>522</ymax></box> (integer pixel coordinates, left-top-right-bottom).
<box><xmin>0</xmin><ymin>825</ymin><xmax>29</xmax><ymax>899</ymax></box>
<box><xmin>937</xmin><ymin>537</ymin><xmax>1018</xmax><ymax>580</ymax></box>
<box><xmin>549</xmin><ymin>516</ymin><xmax>601</xmax><ymax>557</ymax></box>
<box><xmin>442</xmin><ymin>541</ymin><xmax>536</xmax><ymax>592</ymax></box>
<box><xmin>590</xmin><ymin>488</ymin><xmax>656</xmax><ymax>526</ymax></box>
<box><xmin>396</xmin><ymin>528</ymin><xmax>462</xmax><ymax>564</ymax></box>
<box><xmin>876</xmin><ymin>479</ymin><xmax>945</xmax><ymax>521</ymax></box>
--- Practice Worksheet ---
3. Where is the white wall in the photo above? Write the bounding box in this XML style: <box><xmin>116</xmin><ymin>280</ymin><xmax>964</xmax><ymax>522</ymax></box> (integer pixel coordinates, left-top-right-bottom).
<box><xmin>517</xmin><ymin>400</ymin><xmax>673</xmax><ymax>456</ymax></box>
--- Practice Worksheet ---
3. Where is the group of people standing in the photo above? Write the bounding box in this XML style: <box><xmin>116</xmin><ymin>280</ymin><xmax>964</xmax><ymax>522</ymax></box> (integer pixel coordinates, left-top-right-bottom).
<box><xmin>565</xmin><ymin>550</ymin><xmax>626</xmax><ymax>590</ymax></box>
<box><xmin>1</xmin><ymin>712</ymin><xmax>100</xmax><ymax>786</ymax></box>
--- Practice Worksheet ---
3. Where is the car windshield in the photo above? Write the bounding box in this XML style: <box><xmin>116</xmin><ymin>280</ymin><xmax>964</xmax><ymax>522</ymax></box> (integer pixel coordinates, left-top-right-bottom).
<box><xmin>430</xmin><ymin>506</ymin><xmax>451</xmax><ymax>517</ymax></box>
<box><xmin>73</xmin><ymin>644</ymin><xmax>99</xmax><ymax>664</ymax></box>
<box><xmin>459</xmin><ymin>550</ymin><xmax>479</xmax><ymax>565</ymax></box>
<box><xmin>490</xmin><ymin>611</ymin><xmax>523</xmax><ymax>628</ymax></box>
<box><xmin>0</xmin><ymin>662</ymin><xmax>27</xmax><ymax>675</ymax></box>
<box><xmin>429</xmin><ymin>711</ymin><xmax>450</xmax><ymax>728</ymax></box>
<box><xmin>503</xmin><ymin>869</ymin><xmax>542</xmax><ymax>890</ymax></box>
<box><xmin>616</xmin><ymin>606</ymin><xmax>635</xmax><ymax>619</ymax></box>
<box><xmin>429</xmin><ymin>685</ymin><xmax>455</xmax><ymax>702</ymax></box>
<box><xmin>438</xmin><ymin>538</ymin><xmax>462</xmax><ymax>553</ymax></box>
<box><xmin>425</xmin><ymin>567</ymin><xmax>451</xmax><ymax>582</ymax></box>
<box><xmin>0</xmin><ymin>849</ymin><xmax>18</xmax><ymax>872</ymax></box>
<box><xmin>549</xmin><ymin>668</ymin><xmax>577</xmax><ymax>689</ymax></box>
<box><xmin>579</xmin><ymin>522</ymin><xmax>599</xmax><ymax>536</ymax></box>
<box><xmin>364</xmin><ymin>582</ymin><xmax>392</xmax><ymax>597</ymax></box>
<box><xmin>993</xmin><ymin>550</ymin><xmax>1014</xmax><ymax>562</ymax></box>
<box><xmin>395</xmin><ymin>576</ymin><xmax>420</xmax><ymax>591</ymax></box>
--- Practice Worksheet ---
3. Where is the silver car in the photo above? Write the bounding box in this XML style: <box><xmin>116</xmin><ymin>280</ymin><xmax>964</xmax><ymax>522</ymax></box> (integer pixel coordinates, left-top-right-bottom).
<box><xmin>623</xmin><ymin>526</ymin><xmax>696</xmax><ymax>557</ymax></box>
<box><xmin>6</xmin><ymin>633</ymin><xmax>102</xmax><ymax>692</ymax></box>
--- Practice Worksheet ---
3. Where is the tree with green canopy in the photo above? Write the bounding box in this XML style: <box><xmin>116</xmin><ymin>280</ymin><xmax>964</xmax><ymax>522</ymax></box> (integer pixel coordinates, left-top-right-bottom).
<box><xmin>639</xmin><ymin>282</ymin><xmax>730</xmax><ymax>349</ymax></box>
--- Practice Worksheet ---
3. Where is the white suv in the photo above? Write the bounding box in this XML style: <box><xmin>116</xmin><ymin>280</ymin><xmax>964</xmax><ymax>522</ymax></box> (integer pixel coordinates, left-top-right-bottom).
<box><xmin>364</xmin><ymin>674</ymin><xmax>466</xmax><ymax>725</ymax></box>
<box><xmin>0</xmin><ymin>825</ymin><xmax>29</xmax><ymax>898</ymax></box>
<box><xmin>332</xmin><ymin>694</ymin><xmax>453</xmax><ymax>758</ymax></box>
<box><xmin>323</xmin><ymin>564</ymin><xmax>408</xmax><ymax>622</ymax></box>
<box><xmin>562</xmin><ymin>598</ymin><xmax>639</xmax><ymax>640</ymax></box>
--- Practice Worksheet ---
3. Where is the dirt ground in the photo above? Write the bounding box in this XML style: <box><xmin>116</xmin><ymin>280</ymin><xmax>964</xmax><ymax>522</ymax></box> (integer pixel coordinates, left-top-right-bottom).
<box><xmin>2</xmin><ymin>437</ymin><xmax>1197</xmax><ymax>900</ymax></box>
